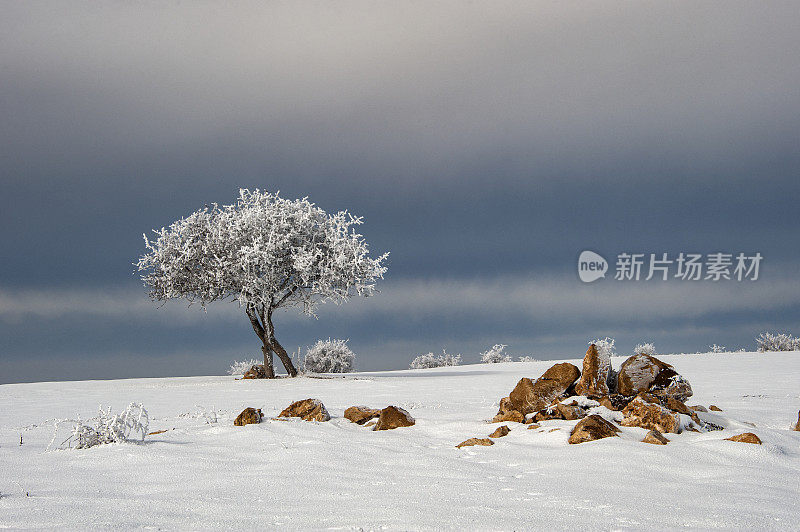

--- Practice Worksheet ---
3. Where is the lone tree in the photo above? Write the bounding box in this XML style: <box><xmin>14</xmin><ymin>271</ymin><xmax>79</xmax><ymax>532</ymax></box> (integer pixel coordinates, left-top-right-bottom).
<box><xmin>136</xmin><ymin>189</ymin><xmax>388</xmax><ymax>378</ymax></box>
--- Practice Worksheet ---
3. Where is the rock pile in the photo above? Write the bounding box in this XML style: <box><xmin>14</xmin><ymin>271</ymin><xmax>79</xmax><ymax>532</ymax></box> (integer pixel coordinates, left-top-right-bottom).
<box><xmin>489</xmin><ymin>345</ymin><xmax>734</xmax><ymax>444</ymax></box>
<box><xmin>242</xmin><ymin>365</ymin><xmax>269</xmax><ymax>379</ymax></box>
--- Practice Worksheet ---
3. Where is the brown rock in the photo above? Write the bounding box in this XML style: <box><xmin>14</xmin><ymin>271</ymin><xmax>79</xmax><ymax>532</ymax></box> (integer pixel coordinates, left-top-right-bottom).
<box><xmin>616</xmin><ymin>354</ymin><xmax>693</xmax><ymax>401</ymax></box>
<box><xmin>574</xmin><ymin>344</ymin><xmax>610</xmax><ymax>396</ymax></box>
<box><xmin>690</xmin><ymin>405</ymin><xmax>709</xmax><ymax>412</ymax></box>
<box><xmin>620</xmin><ymin>397</ymin><xmax>682</xmax><ymax>433</ymax></box>
<box><xmin>642</xmin><ymin>429</ymin><xmax>669</xmax><ymax>445</ymax></box>
<box><xmin>598</xmin><ymin>394</ymin><xmax>631</xmax><ymax>411</ymax></box>
<box><xmin>279</xmin><ymin>399</ymin><xmax>331</xmax><ymax>422</ymax></box>
<box><xmin>493</xmin><ymin>396</ymin><xmax>526</xmax><ymax>423</ymax></box>
<box><xmin>234</xmin><ymin>407</ymin><xmax>263</xmax><ymax>426</ymax></box>
<box><xmin>242</xmin><ymin>365</ymin><xmax>268</xmax><ymax>379</ymax></box>
<box><xmin>726</xmin><ymin>432</ymin><xmax>762</xmax><ymax>444</ymax></box>
<box><xmin>488</xmin><ymin>425</ymin><xmax>510</xmax><ymax>438</ymax></box>
<box><xmin>556</xmin><ymin>403</ymin><xmax>586</xmax><ymax>421</ymax></box>
<box><xmin>456</xmin><ymin>437</ymin><xmax>494</xmax><ymax>448</ymax></box>
<box><xmin>794</xmin><ymin>410</ymin><xmax>800</xmax><ymax>431</ymax></box>
<box><xmin>665</xmin><ymin>397</ymin><xmax>692</xmax><ymax>416</ymax></box>
<box><xmin>527</xmin><ymin>423</ymin><xmax>541</xmax><ymax>430</ymax></box>
<box><xmin>508</xmin><ymin>363</ymin><xmax>580</xmax><ymax>415</ymax></box>
<box><xmin>709</xmin><ymin>405</ymin><xmax>722</xmax><ymax>412</ymax></box>
<box><xmin>344</xmin><ymin>406</ymin><xmax>381</xmax><ymax>425</ymax></box>
<box><xmin>568</xmin><ymin>414</ymin><xmax>620</xmax><ymax>444</ymax></box>
<box><xmin>373</xmin><ymin>406</ymin><xmax>415</xmax><ymax>430</ymax></box>
<box><xmin>534</xmin><ymin>408</ymin><xmax>563</xmax><ymax>422</ymax></box>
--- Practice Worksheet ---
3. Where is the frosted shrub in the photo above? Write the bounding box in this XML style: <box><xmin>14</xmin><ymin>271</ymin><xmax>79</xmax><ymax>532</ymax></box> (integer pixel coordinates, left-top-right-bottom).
<box><xmin>409</xmin><ymin>350</ymin><xmax>462</xmax><ymax>369</ymax></box>
<box><xmin>518</xmin><ymin>355</ymin><xmax>538</xmax><ymax>362</ymax></box>
<box><xmin>228</xmin><ymin>358</ymin><xmax>261</xmax><ymax>375</ymax></box>
<box><xmin>303</xmin><ymin>338</ymin><xmax>355</xmax><ymax>373</ymax></box>
<box><xmin>481</xmin><ymin>344</ymin><xmax>512</xmax><ymax>363</ymax></box>
<box><xmin>756</xmin><ymin>332</ymin><xmax>800</xmax><ymax>352</ymax></box>
<box><xmin>634</xmin><ymin>342</ymin><xmax>656</xmax><ymax>356</ymax></box>
<box><xmin>49</xmin><ymin>403</ymin><xmax>149</xmax><ymax>450</ymax></box>
<box><xmin>591</xmin><ymin>337</ymin><xmax>616</xmax><ymax>360</ymax></box>
<box><xmin>708</xmin><ymin>344</ymin><xmax>727</xmax><ymax>354</ymax></box>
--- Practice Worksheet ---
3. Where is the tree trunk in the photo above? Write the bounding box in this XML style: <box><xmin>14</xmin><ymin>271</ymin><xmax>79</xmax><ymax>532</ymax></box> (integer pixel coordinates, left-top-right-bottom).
<box><xmin>266</xmin><ymin>307</ymin><xmax>298</xmax><ymax>377</ymax></box>
<box><xmin>260</xmin><ymin>343</ymin><xmax>275</xmax><ymax>379</ymax></box>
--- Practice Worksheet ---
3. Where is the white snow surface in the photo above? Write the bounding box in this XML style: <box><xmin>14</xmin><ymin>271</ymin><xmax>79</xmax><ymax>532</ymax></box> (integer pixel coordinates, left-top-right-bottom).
<box><xmin>2</xmin><ymin>352</ymin><xmax>800</xmax><ymax>530</ymax></box>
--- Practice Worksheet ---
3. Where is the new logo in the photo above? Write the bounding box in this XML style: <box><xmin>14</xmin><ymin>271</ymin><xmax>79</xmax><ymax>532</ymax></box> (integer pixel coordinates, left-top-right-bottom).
<box><xmin>578</xmin><ymin>250</ymin><xmax>608</xmax><ymax>283</ymax></box>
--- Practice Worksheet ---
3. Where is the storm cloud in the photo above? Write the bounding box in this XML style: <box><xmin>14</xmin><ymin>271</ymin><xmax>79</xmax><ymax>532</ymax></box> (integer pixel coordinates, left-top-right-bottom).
<box><xmin>1</xmin><ymin>1</ymin><xmax>799</xmax><ymax>383</ymax></box>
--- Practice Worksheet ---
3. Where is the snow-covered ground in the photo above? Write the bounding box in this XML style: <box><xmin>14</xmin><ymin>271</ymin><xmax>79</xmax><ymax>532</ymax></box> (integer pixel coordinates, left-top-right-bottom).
<box><xmin>2</xmin><ymin>351</ymin><xmax>799</xmax><ymax>530</ymax></box>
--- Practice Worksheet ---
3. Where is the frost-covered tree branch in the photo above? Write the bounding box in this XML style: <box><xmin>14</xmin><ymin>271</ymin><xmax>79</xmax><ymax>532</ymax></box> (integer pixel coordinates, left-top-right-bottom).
<box><xmin>136</xmin><ymin>189</ymin><xmax>388</xmax><ymax>377</ymax></box>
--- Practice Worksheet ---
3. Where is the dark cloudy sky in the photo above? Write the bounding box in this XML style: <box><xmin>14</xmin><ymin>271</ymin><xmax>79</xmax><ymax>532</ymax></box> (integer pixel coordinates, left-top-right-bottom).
<box><xmin>2</xmin><ymin>1</ymin><xmax>799</xmax><ymax>383</ymax></box>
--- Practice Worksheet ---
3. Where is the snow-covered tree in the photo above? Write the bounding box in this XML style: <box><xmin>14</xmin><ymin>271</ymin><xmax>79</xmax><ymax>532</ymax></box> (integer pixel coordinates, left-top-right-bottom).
<box><xmin>633</xmin><ymin>342</ymin><xmax>656</xmax><ymax>356</ymax></box>
<box><xmin>755</xmin><ymin>332</ymin><xmax>800</xmax><ymax>352</ymax></box>
<box><xmin>136</xmin><ymin>189</ymin><xmax>388</xmax><ymax>378</ymax></box>
<box><xmin>303</xmin><ymin>338</ymin><xmax>355</xmax><ymax>373</ymax></box>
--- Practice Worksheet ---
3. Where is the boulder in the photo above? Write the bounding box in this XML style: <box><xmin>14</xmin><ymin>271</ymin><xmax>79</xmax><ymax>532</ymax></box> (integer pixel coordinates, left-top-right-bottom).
<box><xmin>279</xmin><ymin>399</ymin><xmax>331</xmax><ymax>422</ymax></box>
<box><xmin>492</xmin><ymin>396</ymin><xmax>525</xmax><ymax>423</ymax></box>
<box><xmin>642</xmin><ymin>429</ymin><xmax>669</xmax><ymax>445</ymax></box>
<box><xmin>456</xmin><ymin>437</ymin><xmax>494</xmax><ymax>448</ymax></box>
<box><xmin>616</xmin><ymin>354</ymin><xmax>693</xmax><ymax>401</ymax></box>
<box><xmin>373</xmin><ymin>406</ymin><xmax>415</xmax><ymax>430</ymax></box>
<box><xmin>508</xmin><ymin>363</ymin><xmax>580</xmax><ymax>414</ymax></box>
<box><xmin>598</xmin><ymin>394</ymin><xmax>631</xmax><ymax>411</ymax></box>
<box><xmin>620</xmin><ymin>396</ymin><xmax>682</xmax><ymax>434</ymax></box>
<box><xmin>709</xmin><ymin>405</ymin><xmax>722</xmax><ymax>412</ymax></box>
<box><xmin>555</xmin><ymin>403</ymin><xmax>586</xmax><ymax>421</ymax></box>
<box><xmin>234</xmin><ymin>407</ymin><xmax>262</xmax><ymax>426</ymax></box>
<box><xmin>344</xmin><ymin>406</ymin><xmax>381</xmax><ymax>425</ymax></box>
<box><xmin>794</xmin><ymin>411</ymin><xmax>800</xmax><ymax>431</ymax></box>
<box><xmin>574</xmin><ymin>344</ymin><xmax>610</xmax><ymax>396</ymax></box>
<box><xmin>488</xmin><ymin>425</ymin><xmax>510</xmax><ymax>438</ymax></box>
<box><xmin>726</xmin><ymin>432</ymin><xmax>762</xmax><ymax>445</ymax></box>
<box><xmin>689</xmin><ymin>405</ymin><xmax>708</xmax><ymax>413</ymax></box>
<box><xmin>242</xmin><ymin>365</ymin><xmax>268</xmax><ymax>379</ymax></box>
<box><xmin>568</xmin><ymin>414</ymin><xmax>620</xmax><ymax>444</ymax></box>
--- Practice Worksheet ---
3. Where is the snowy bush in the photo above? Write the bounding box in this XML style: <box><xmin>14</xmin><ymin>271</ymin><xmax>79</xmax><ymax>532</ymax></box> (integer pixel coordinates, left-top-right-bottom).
<box><xmin>228</xmin><ymin>358</ymin><xmax>261</xmax><ymax>375</ymax></box>
<box><xmin>708</xmin><ymin>344</ymin><xmax>728</xmax><ymax>354</ymax></box>
<box><xmin>590</xmin><ymin>337</ymin><xmax>616</xmax><ymax>359</ymax></box>
<box><xmin>49</xmin><ymin>403</ymin><xmax>149</xmax><ymax>450</ymax></box>
<box><xmin>409</xmin><ymin>350</ymin><xmax>462</xmax><ymax>369</ymax></box>
<box><xmin>633</xmin><ymin>342</ymin><xmax>656</xmax><ymax>356</ymax></box>
<box><xmin>756</xmin><ymin>332</ymin><xmax>800</xmax><ymax>352</ymax></box>
<box><xmin>480</xmin><ymin>344</ymin><xmax>512</xmax><ymax>363</ymax></box>
<box><xmin>303</xmin><ymin>338</ymin><xmax>355</xmax><ymax>373</ymax></box>
<box><xmin>518</xmin><ymin>355</ymin><xmax>538</xmax><ymax>362</ymax></box>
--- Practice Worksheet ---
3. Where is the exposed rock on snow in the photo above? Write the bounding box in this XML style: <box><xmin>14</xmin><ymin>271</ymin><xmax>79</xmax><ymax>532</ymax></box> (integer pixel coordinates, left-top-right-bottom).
<box><xmin>492</xmin><ymin>396</ymin><xmax>526</xmax><ymax>423</ymax></box>
<box><xmin>642</xmin><ymin>429</ymin><xmax>669</xmax><ymax>445</ymax></box>
<box><xmin>726</xmin><ymin>432</ymin><xmax>762</xmax><ymax>444</ymax></box>
<box><xmin>488</xmin><ymin>425</ymin><xmax>510</xmax><ymax>438</ymax></box>
<box><xmin>709</xmin><ymin>405</ymin><xmax>723</xmax><ymax>412</ymax></box>
<box><xmin>574</xmin><ymin>344</ymin><xmax>610</xmax><ymax>397</ymax></box>
<box><xmin>279</xmin><ymin>399</ymin><xmax>330</xmax><ymax>422</ymax></box>
<box><xmin>616</xmin><ymin>353</ymin><xmax>693</xmax><ymax>401</ymax></box>
<box><xmin>690</xmin><ymin>405</ymin><xmax>709</xmax><ymax>412</ymax></box>
<box><xmin>506</xmin><ymin>363</ymin><xmax>580</xmax><ymax>415</ymax></box>
<box><xmin>794</xmin><ymin>411</ymin><xmax>800</xmax><ymax>431</ymax></box>
<box><xmin>555</xmin><ymin>402</ymin><xmax>586</xmax><ymax>421</ymax></box>
<box><xmin>233</xmin><ymin>407</ymin><xmax>262</xmax><ymax>426</ymax></box>
<box><xmin>344</xmin><ymin>406</ymin><xmax>381</xmax><ymax>425</ymax></box>
<box><xmin>568</xmin><ymin>414</ymin><xmax>620</xmax><ymax>444</ymax></box>
<box><xmin>373</xmin><ymin>406</ymin><xmax>415</xmax><ymax>430</ymax></box>
<box><xmin>241</xmin><ymin>365</ymin><xmax>268</xmax><ymax>379</ymax></box>
<box><xmin>620</xmin><ymin>396</ymin><xmax>681</xmax><ymax>434</ymax></box>
<box><xmin>456</xmin><ymin>437</ymin><xmax>494</xmax><ymax>448</ymax></box>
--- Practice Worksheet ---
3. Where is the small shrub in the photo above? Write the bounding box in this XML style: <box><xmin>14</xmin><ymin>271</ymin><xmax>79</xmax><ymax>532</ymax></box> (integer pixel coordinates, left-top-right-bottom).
<box><xmin>518</xmin><ymin>355</ymin><xmax>538</xmax><ymax>362</ymax></box>
<box><xmin>633</xmin><ymin>342</ymin><xmax>656</xmax><ymax>356</ymax></box>
<box><xmin>590</xmin><ymin>337</ymin><xmax>616</xmax><ymax>361</ymax></box>
<box><xmin>708</xmin><ymin>344</ymin><xmax>727</xmax><ymax>354</ymax></box>
<box><xmin>49</xmin><ymin>403</ymin><xmax>149</xmax><ymax>450</ymax></box>
<box><xmin>228</xmin><ymin>358</ymin><xmax>261</xmax><ymax>376</ymax></box>
<box><xmin>756</xmin><ymin>332</ymin><xmax>800</xmax><ymax>352</ymax></box>
<box><xmin>480</xmin><ymin>344</ymin><xmax>512</xmax><ymax>363</ymax></box>
<box><xmin>409</xmin><ymin>350</ymin><xmax>461</xmax><ymax>369</ymax></box>
<box><xmin>303</xmin><ymin>338</ymin><xmax>355</xmax><ymax>373</ymax></box>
